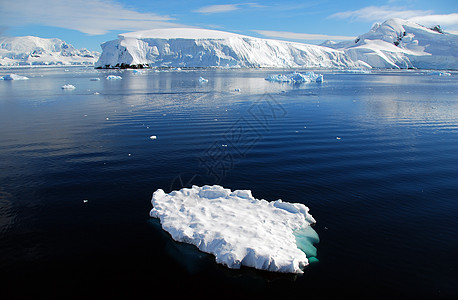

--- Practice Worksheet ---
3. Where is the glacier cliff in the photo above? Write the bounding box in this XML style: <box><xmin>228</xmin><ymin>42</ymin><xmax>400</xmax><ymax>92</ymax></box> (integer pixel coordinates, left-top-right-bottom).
<box><xmin>95</xmin><ymin>28</ymin><xmax>360</xmax><ymax>69</ymax></box>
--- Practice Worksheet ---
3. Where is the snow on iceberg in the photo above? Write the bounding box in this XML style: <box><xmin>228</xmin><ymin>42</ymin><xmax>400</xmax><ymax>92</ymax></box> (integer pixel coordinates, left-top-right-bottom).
<box><xmin>1</xmin><ymin>74</ymin><xmax>29</xmax><ymax>80</ymax></box>
<box><xmin>106</xmin><ymin>75</ymin><xmax>122</xmax><ymax>80</ymax></box>
<box><xmin>266</xmin><ymin>71</ymin><xmax>323</xmax><ymax>83</ymax></box>
<box><xmin>150</xmin><ymin>185</ymin><xmax>318</xmax><ymax>273</ymax></box>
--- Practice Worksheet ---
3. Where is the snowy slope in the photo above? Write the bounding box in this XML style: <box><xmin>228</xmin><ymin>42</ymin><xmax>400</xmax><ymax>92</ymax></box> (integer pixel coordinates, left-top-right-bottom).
<box><xmin>96</xmin><ymin>28</ymin><xmax>360</xmax><ymax>68</ymax></box>
<box><xmin>323</xmin><ymin>18</ymin><xmax>458</xmax><ymax>69</ymax></box>
<box><xmin>0</xmin><ymin>36</ymin><xmax>100</xmax><ymax>66</ymax></box>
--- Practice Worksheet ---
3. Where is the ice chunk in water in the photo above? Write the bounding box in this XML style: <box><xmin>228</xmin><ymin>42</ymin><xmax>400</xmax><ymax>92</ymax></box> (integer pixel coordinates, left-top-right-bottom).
<box><xmin>150</xmin><ymin>185</ymin><xmax>319</xmax><ymax>273</ymax></box>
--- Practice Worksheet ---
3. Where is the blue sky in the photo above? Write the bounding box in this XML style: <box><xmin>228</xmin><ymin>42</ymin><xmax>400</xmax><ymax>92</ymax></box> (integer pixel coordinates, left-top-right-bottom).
<box><xmin>0</xmin><ymin>0</ymin><xmax>457</xmax><ymax>51</ymax></box>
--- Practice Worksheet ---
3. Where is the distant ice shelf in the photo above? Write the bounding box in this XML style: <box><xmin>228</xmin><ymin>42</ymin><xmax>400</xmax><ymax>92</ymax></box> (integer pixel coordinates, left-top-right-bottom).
<box><xmin>150</xmin><ymin>185</ymin><xmax>319</xmax><ymax>273</ymax></box>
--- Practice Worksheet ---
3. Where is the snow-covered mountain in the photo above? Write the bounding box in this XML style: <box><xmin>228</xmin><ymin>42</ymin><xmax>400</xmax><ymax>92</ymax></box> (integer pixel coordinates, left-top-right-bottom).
<box><xmin>95</xmin><ymin>28</ymin><xmax>360</xmax><ymax>69</ymax></box>
<box><xmin>0</xmin><ymin>36</ymin><xmax>100</xmax><ymax>66</ymax></box>
<box><xmin>96</xmin><ymin>19</ymin><xmax>457</xmax><ymax>70</ymax></box>
<box><xmin>322</xmin><ymin>18</ymin><xmax>458</xmax><ymax>70</ymax></box>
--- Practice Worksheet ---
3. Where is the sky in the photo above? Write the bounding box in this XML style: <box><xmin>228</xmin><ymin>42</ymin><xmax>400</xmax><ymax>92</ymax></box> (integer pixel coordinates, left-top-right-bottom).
<box><xmin>0</xmin><ymin>0</ymin><xmax>457</xmax><ymax>51</ymax></box>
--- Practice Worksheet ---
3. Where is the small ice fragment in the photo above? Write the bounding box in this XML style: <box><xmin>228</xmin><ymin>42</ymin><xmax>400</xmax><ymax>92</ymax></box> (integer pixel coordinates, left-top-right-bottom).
<box><xmin>234</xmin><ymin>88</ymin><xmax>241</xmax><ymax>91</ymax></box>
<box><xmin>106</xmin><ymin>117</ymin><xmax>109</xmax><ymax>120</ymax></box>
<box><xmin>222</xmin><ymin>144</ymin><xmax>228</xmax><ymax>147</ymax></box>
<box><xmin>150</xmin><ymin>135</ymin><xmax>157</xmax><ymax>140</ymax></box>
<box><xmin>199</xmin><ymin>76</ymin><xmax>208</xmax><ymax>83</ymax></box>
<box><xmin>128</xmin><ymin>153</ymin><xmax>132</xmax><ymax>156</ymax></box>
<box><xmin>90</xmin><ymin>78</ymin><xmax>101</xmax><ymax>81</ymax></box>
<box><xmin>336</xmin><ymin>137</ymin><xmax>341</xmax><ymax>140</ymax></box>
<box><xmin>106</xmin><ymin>75</ymin><xmax>122</xmax><ymax>80</ymax></box>
<box><xmin>61</xmin><ymin>84</ymin><xmax>76</xmax><ymax>90</ymax></box>
<box><xmin>83</xmin><ymin>199</ymin><xmax>88</xmax><ymax>203</ymax></box>
<box><xmin>428</xmin><ymin>71</ymin><xmax>451</xmax><ymax>76</ymax></box>
<box><xmin>94</xmin><ymin>92</ymin><xmax>100</xmax><ymax>95</ymax></box>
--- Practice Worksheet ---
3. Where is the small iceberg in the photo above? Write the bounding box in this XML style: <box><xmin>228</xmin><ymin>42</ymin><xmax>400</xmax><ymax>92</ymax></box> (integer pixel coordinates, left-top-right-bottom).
<box><xmin>265</xmin><ymin>71</ymin><xmax>323</xmax><ymax>83</ymax></box>
<box><xmin>90</xmin><ymin>78</ymin><xmax>101</xmax><ymax>81</ymax></box>
<box><xmin>1</xmin><ymin>74</ymin><xmax>29</xmax><ymax>80</ymax></box>
<box><xmin>427</xmin><ymin>71</ymin><xmax>451</xmax><ymax>76</ymax></box>
<box><xmin>61</xmin><ymin>84</ymin><xmax>76</xmax><ymax>90</ymax></box>
<box><xmin>198</xmin><ymin>76</ymin><xmax>208</xmax><ymax>83</ymax></box>
<box><xmin>150</xmin><ymin>185</ymin><xmax>318</xmax><ymax>273</ymax></box>
<box><xmin>106</xmin><ymin>75</ymin><xmax>122</xmax><ymax>80</ymax></box>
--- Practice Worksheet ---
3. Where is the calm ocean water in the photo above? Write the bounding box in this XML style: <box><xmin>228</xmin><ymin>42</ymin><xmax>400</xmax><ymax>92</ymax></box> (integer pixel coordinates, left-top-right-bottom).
<box><xmin>0</xmin><ymin>67</ymin><xmax>457</xmax><ymax>298</ymax></box>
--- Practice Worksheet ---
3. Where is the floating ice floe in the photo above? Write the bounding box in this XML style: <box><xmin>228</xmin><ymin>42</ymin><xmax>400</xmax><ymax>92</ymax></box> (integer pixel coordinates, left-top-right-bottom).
<box><xmin>150</xmin><ymin>185</ymin><xmax>319</xmax><ymax>273</ymax></box>
<box><xmin>427</xmin><ymin>71</ymin><xmax>451</xmax><ymax>76</ymax></box>
<box><xmin>61</xmin><ymin>84</ymin><xmax>76</xmax><ymax>90</ymax></box>
<box><xmin>199</xmin><ymin>76</ymin><xmax>208</xmax><ymax>83</ymax></box>
<box><xmin>90</xmin><ymin>78</ymin><xmax>101</xmax><ymax>81</ymax></box>
<box><xmin>265</xmin><ymin>71</ymin><xmax>323</xmax><ymax>83</ymax></box>
<box><xmin>1</xmin><ymin>74</ymin><xmax>29</xmax><ymax>80</ymax></box>
<box><xmin>106</xmin><ymin>75</ymin><xmax>122</xmax><ymax>80</ymax></box>
<box><xmin>150</xmin><ymin>135</ymin><xmax>157</xmax><ymax>140</ymax></box>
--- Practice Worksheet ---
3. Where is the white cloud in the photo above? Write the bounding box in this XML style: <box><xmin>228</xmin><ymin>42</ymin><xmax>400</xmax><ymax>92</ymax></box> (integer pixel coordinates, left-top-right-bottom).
<box><xmin>194</xmin><ymin>3</ymin><xmax>263</xmax><ymax>14</ymax></box>
<box><xmin>253</xmin><ymin>30</ymin><xmax>355</xmax><ymax>41</ymax></box>
<box><xmin>328</xmin><ymin>6</ymin><xmax>458</xmax><ymax>32</ymax></box>
<box><xmin>328</xmin><ymin>5</ymin><xmax>434</xmax><ymax>22</ymax></box>
<box><xmin>408</xmin><ymin>13</ymin><xmax>458</xmax><ymax>29</ymax></box>
<box><xmin>0</xmin><ymin>0</ymin><xmax>182</xmax><ymax>35</ymax></box>
<box><xmin>194</xmin><ymin>4</ymin><xmax>240</xmax><ymax>14</ymax></box>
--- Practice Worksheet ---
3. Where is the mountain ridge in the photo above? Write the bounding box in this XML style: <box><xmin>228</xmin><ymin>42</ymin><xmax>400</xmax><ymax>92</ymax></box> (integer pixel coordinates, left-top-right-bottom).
<box><xmin>0</xmin><ymin>36</ymin><xmax>100</xmax><ymax>66</ymax></box>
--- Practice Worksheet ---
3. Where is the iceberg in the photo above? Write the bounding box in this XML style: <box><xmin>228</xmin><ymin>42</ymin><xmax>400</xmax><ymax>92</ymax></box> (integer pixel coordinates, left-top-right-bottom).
<box><xmin>427</xmin><ymin>71</ymin><xmax>451</xmax><ymax>76</ymax></box>
<box><xmin>198</xmin><ymin>76</ymin><xmax>208</xmax><ymax>83</ymax></box>
<box><xmin>150</xmin><ymin>185</ymin><xmax>318</xmax><ymax>273</ymax></box>
<box><xmin>0</xmin><ymin>74</ymin><xmax>29</xmax><ymax>80</ymax></box>
<box><xmin>61</xmin><ymin>84</ymin><xmax>76</xmax><ymax>89</ymax></box>
<box><xmin>95</xmin><ymin>28</ymin><xmax>360</xmax><ymax>69</ymax></box>
<box><xmin>265</xmin><ymin>71</ymin><xmax>323</xmax><ymax>83</ymax></box>
<box><xmin>106</xmin><ymin>75</ymin><xmax>122</xmax><ymax>80</ymax></box>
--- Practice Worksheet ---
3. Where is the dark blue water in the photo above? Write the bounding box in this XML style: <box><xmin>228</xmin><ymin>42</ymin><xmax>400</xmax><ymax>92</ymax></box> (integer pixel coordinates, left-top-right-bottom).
<box><xmin>0</xmin><ymin>67</ymin><xmax>457</xmax><ymax>298</ymax></box>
